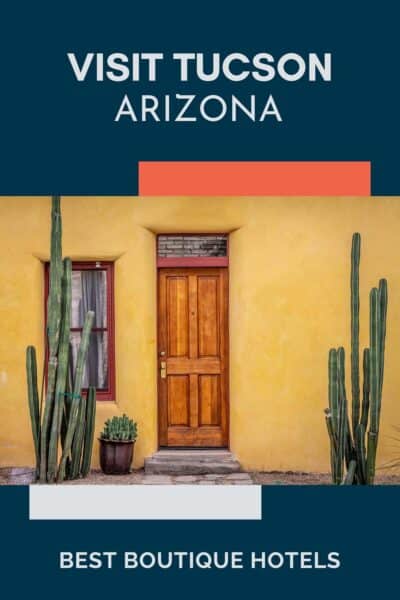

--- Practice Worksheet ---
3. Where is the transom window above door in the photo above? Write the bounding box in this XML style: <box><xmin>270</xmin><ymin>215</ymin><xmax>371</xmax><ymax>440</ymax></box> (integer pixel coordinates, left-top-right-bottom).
<box><xmin>157</xmin><ymin>235</ymin><xmax>229</xmax><ymax>267</ymax></box>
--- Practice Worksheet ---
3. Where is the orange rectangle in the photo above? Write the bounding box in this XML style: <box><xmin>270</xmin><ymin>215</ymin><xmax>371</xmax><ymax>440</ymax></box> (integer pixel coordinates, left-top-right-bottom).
<box><xmin>139</xmin><ymin>161</ymin><xmax>371</xmax><ymax>196</ymax></box>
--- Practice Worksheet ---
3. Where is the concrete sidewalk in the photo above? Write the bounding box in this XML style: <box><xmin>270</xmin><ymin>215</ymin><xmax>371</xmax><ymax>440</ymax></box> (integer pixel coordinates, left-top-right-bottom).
<box><xmin>0</xmin><ymin>467</ymin><xmax>254</xmax><ymax>485</ymax></box>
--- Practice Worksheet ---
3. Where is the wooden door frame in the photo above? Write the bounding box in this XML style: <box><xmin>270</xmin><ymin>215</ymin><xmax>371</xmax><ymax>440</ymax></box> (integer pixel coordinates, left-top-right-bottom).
<box><xmin>156</xmin><ymin>239</ymin><xmax>230</xmax><ymax>449</ymax></box>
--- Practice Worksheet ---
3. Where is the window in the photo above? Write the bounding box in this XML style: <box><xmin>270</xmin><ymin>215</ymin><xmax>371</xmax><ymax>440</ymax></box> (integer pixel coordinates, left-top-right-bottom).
<box><xmin>157</xmin><ymin>234</ymin><xmax>229</xmax><ymax>267</ymax></box>
<box><xmin>45</xmin><ymin>261</ymin><xmax>115</xmax><ymax>401</ymax></box>
<box><xmin>157</xmin><ymin>234</ymin><xmax>228</xmax><ymax>257</ymax></box>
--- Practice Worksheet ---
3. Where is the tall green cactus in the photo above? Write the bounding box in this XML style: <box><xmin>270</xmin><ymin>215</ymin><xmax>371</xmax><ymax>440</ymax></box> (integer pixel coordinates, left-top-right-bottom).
<box><xmin>325</xmin><ymin>233</ymin><xmax>388</xmax><ymax>485</ymax></box>
<box><xmin>47</xmin><ymin>258</ymin><xmax>72</xmax><ymax>482</ymax></box>
<box><xmin>26</xmin><ymin>196</ymin><xmax>97</xmax><ymax>483</ymax></box>
<box><xmin>39</xmin><ymin>197</ymin><xmax>63</xmax><ymax>481</ymax></box>
<box><xmin>350</xmin><ymin>233</ymin><xmax>360</xmax><ymax>438</ymax></box>
<box><xmin>26</xmin><ymin>346</ymin><xmax>40</xmax><ymax>478</ymax></box>
<box><xmin>58</xmin><ymin>310</ymin><xmax>94</xmax><ymax>482</ymax></box>
<box><xmin>81</xmin><ymin>387</ymin><xmax>97</xmax><ymax>478</ymax></box>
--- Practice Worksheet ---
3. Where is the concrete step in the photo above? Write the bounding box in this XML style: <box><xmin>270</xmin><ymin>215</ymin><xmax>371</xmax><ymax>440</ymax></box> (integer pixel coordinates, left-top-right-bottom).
<box><xmin>144</xmin><ymin>450</ymin><xmax>241</xmax><ymax>475</ymax></box>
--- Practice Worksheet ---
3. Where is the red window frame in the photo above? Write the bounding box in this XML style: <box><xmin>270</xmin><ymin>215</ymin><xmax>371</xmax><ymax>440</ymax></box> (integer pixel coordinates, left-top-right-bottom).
<box><xmin>45</xmin><ymin>261</ymin><xmax>116</xmax><ymax>401</ymax></box>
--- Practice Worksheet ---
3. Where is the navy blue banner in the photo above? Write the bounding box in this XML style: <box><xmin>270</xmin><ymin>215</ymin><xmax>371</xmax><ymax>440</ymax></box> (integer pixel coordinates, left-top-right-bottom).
<box><xmin>0</xmin><ymin>486</ymin><xmax>398</xmax><ymax>598</ymax></box>
<box><xmin>0</xmin><ymin>1</ymin><xmax>399</xmax><ymax>194</ymax></box>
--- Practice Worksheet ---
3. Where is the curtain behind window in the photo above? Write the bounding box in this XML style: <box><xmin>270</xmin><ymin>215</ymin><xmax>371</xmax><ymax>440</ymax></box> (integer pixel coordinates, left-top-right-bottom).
<box><xmin>69</xmin><ymin>270</ymin><xmax>108</xmax><ymax>390</ymax></box>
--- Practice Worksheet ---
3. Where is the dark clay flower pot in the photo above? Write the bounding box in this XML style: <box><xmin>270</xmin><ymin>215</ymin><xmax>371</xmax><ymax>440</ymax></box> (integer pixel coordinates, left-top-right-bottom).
<box><xmin>99</xmin><ymin>438</ymin><xmax>135</xmax><ymax>475</ymax></box>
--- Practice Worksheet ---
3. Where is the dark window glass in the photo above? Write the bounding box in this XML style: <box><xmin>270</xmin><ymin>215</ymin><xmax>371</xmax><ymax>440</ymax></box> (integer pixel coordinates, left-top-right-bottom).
<box><xmin>157</xmin><ymin>235</ymin><xmax>228</xmax><ymax>258</ymax></box>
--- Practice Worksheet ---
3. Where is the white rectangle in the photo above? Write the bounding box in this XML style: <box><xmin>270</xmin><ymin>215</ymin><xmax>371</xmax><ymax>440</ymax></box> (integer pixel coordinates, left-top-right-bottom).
<box><xmin>29</xmin><ymin>485</ymin><xmax>262</xmax><ymax>520</ymax></box>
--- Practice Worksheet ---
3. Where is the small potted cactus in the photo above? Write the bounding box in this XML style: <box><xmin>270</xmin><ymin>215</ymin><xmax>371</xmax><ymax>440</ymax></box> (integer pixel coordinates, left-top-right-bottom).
<box><xmin>99</xmin><ymin>415</ymin><xmax>138</xmax><ymax>475</ymax></box>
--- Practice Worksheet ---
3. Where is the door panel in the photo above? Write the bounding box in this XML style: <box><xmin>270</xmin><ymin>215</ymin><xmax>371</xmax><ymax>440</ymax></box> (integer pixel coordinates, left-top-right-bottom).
<box><xmin>158</xmin><ymin>267</ymin><xmax>228</xmax><ymax>447</ymax></box>
<box><xmin>199</xmin><ymin>374</ymin><xmax>220</xmax><ymax>426</ymax></box>
<box><xmin>198</xmin><ymin>276</ymin><xmax>219</xmax><ymax>357</ymax></box>
<box><xmin>167</xmin><ymin>277</ymin><xmax>189</xmax><ymax>357</ymax></box>
<box><xmin>167</xmin><ymin>375</ymin><xmax>190</xmax><ymax>426</ymax></box>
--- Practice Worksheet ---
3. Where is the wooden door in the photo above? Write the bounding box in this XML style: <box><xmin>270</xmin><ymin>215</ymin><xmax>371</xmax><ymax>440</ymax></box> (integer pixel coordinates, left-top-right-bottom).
<box><xmin>158</xmin><ymin>268</ymin><xmax>229</xmax><ymax>447</ymax></box>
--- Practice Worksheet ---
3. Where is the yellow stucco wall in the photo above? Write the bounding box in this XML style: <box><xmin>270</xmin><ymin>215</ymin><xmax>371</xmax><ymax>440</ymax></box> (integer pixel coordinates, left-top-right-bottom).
<box><xmin>1</xmin><ymin>195</ymin><xmax>400</xmax><ymax>472</ymax></box>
